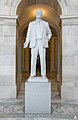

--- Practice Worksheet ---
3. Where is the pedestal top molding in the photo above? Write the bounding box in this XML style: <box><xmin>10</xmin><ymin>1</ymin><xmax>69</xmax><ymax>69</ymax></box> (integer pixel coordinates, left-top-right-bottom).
<box><xmin>0</xmin><ymin>15</ymin><xmax>18</xmax><ymax>19</ymax></box>
<box><xmin>27</xmin><ymin>77</ymin><xmax>49</xmax><ymax>83</ymax></box>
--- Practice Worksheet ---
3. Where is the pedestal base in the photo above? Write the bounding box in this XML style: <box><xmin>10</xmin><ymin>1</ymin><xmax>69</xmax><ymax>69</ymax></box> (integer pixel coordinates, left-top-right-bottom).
<box><xmin>25</xmin><ymin>77</ymin><xmax>51</xmax><ymax>113</ymax></box>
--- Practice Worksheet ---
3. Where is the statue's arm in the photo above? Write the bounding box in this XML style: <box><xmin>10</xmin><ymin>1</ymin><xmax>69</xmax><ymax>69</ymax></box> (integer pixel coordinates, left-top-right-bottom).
<box><xmin>24</xmin><ymin>23</ymin><xmax>31</xmax><ymax>48</ymax></box>
<box><xmin>46</xmin><ymin>23</ymin><xmax>52</xmax><ymax>41</ymax></box>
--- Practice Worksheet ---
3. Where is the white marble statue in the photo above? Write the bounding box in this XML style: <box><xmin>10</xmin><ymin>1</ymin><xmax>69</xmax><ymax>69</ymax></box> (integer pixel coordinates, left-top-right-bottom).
<box><xmin>24</xmin><ymin>10</ymin><xmax>52</xmax><ymax>77</ymax></box>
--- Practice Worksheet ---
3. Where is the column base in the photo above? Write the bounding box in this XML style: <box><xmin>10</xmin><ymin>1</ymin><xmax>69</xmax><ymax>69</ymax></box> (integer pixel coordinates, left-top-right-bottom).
<box><xmin>0</xmin><ymin>85</ymin><xmax>16</xmax><ymax>98</ymax></box>
<box><xmin>25</xmin><ymin>77</ymin><xmax>51</xmax><ymax>113</ymax></box>
<box><xmin>61</xmin><ymin>81</ymin><xmax>78</xmax><ymax>100</ymax></box>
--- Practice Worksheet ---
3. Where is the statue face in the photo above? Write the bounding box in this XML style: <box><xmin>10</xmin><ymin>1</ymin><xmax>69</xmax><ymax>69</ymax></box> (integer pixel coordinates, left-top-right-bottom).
<box><xmin>36</xmin><ymin>10</ymin><xmax>42</xmax><ymax>19</ymax></box>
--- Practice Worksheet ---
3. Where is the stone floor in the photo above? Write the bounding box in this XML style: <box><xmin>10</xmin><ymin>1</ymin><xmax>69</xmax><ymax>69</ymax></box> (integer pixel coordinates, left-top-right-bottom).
<box><xmin>0</xmin><ymin>80</ymin><xmax>78</xmax><ymax>120</ymax></box>
<box><xmin>0</xmin><ymin>91</ymin><xmax>78</xmax><ymax>120</ymax></box>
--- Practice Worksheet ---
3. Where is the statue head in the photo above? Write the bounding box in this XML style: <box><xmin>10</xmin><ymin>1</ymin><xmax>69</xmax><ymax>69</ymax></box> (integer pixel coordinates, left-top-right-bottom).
<box><xmin>36</xmin><ymin>10</ymin><xmax>42</xmax><ymax>19</ymax></box>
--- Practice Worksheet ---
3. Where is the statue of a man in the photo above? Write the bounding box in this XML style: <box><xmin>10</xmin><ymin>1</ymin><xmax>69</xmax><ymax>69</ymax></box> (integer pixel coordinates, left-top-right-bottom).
<box><xmin>24</xmin><ymin>10</ymin><xmax>52</xmax><ymax>78</ymax></box>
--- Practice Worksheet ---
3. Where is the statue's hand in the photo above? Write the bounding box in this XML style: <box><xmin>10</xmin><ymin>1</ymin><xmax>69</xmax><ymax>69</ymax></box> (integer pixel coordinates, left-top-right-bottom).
<box><xmin>23</xmin><ymin>42</ymin><xmax>28</xmax><ymax>48</ymax></box>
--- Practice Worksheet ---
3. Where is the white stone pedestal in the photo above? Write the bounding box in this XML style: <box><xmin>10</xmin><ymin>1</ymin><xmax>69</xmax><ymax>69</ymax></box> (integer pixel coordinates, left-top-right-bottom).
<box><xmin>25</xmin><ymin>77</ymin><xmax>51</xmax><ymax>113</ymax></box>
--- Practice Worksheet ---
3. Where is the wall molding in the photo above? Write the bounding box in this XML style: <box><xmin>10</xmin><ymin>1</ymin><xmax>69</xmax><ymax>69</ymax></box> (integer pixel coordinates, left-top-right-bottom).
<box><xmin>0</xmin><ymin>15</ymin><xmax>18</xmax><ymax>19</ymax></box>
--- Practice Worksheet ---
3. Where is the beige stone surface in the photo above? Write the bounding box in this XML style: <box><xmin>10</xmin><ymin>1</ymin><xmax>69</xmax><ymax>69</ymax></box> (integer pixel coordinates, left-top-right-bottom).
<box><xmin>0</xmin><ymin>0</ymin><xmax>78</xmax><ymax>100</ymax></box>
<box><xmin>0</xmin><ymin>16</ymin><xmax>17</xmax><ymax>98</ymax></box>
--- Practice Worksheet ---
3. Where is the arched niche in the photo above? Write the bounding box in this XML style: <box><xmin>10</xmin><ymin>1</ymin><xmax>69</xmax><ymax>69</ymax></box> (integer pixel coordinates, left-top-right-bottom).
<box><xmin>9</xmin><ymin>0</ymin><xmax>63</xmax><ymax>15</ymax></box>
<box><xmin>16</xmin><ymin>0</ymin><xmax>62</xmax><ymax>98</ymax></box>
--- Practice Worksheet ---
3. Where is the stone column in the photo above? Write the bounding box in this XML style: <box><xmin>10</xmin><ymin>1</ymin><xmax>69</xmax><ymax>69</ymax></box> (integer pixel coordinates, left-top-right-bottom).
<box><xmin>60</xmin><ymin>27</ymin><xmax>62</xmax><ymax>82</ymax></box>
<box><xmin>50</xmin><ymin>37</ymin><xmax>55</xmax><ymax>73</ymax></box>
<box><xmin>61</xmin><ymin>15</ymin><xmax>78</xmax><ymax>100</ymax></box>
<box><xmin>25</xmin><ymin>48</ymin><xmax>30</xmax><ymax>75</ymax></box>
<box><xmin>54</xmin><ymin>37</ymin><xmax>58</xmax><ymax>70</ymax></box>
<box><xmin>0</xmin><ymin>15</ymin><xmax>17</xmax><ymax>98</ymax></box>
<box><xmin>57</xmin><ymin>32</ymin><xmax>61</xmax><ymax>81</ymax></box>
<box><xmin>21</xmin><ymin>37</ymin><xmax>25</xmax><ymax>69</ymax></box>
<box><xmin>22</xmin><ymin>37</ymin><xmax>30</xmax><ymax>73</ymax></box>
<box><xmin>17</xmin><ymin>31</ymin><xmax>21</xmax><ymax>82</ymax></box>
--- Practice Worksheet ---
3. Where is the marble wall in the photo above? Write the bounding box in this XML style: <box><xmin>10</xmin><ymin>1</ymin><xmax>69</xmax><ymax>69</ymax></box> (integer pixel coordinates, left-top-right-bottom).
<box><xmin>0</xmin><ymin>0</ymin><xmax>78</xmax><ymax>101</ymax></box>
<box><xmin>0</xmin><ymin>15</ymin><xmax>17</xmax><ymax>98</ymax></box>
<box><xmin>61</xmin><ymin>15</ymin><xmax>78</xmax><ymax>100</ymax></box>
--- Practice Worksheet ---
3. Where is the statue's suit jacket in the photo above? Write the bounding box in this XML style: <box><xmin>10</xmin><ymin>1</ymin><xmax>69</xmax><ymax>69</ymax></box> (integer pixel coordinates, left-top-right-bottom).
<box><xmin>26</xmin><ymin>20</ymin><xmax>52</xmax><ymax>48</ymax></box>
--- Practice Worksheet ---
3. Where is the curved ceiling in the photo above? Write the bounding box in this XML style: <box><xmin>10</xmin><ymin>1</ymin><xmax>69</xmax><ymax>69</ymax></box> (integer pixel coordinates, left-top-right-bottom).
<box><xmin>18</xmin><ymin>4</ymin><xmax>60</xmax><ymax>29</ymax></box>
<box><xmin>16</xmin><ymin>0</ymin><xmax>62</xmax><ymax>34</ymax></box>
<box><xmin>17</xmin><ymin>0</ymin><xmax>62</xmax><ymax>16</ymax></box>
